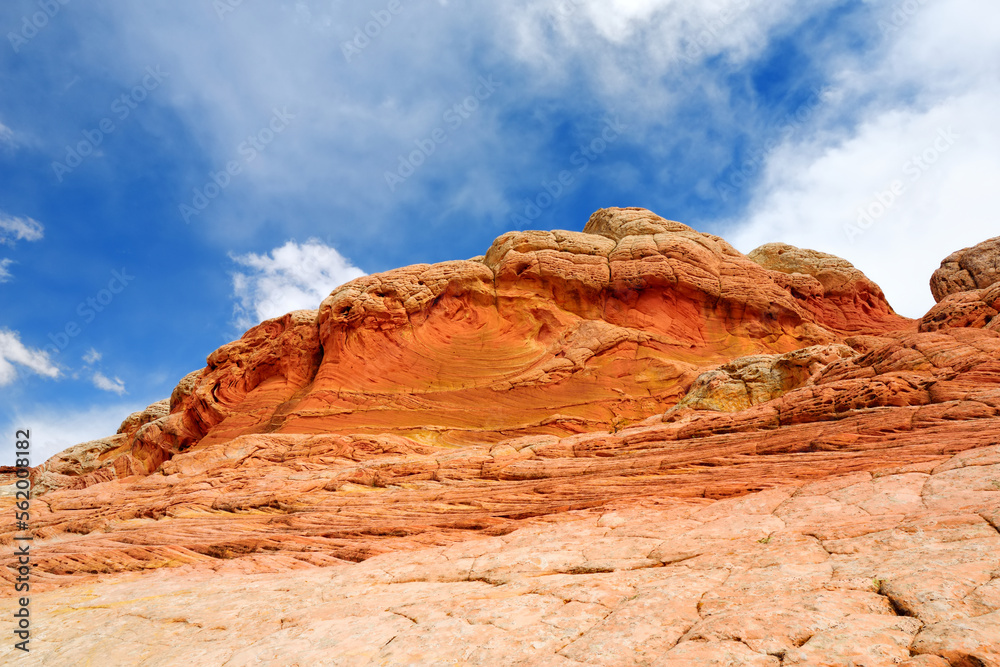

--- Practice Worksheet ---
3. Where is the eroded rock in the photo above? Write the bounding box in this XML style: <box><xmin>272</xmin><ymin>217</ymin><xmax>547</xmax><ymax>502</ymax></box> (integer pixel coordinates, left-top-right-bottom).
<box><xmin>930</xmin><ymin>235</ymin><xmax>1000</xmax><ymax>302</ymax></box>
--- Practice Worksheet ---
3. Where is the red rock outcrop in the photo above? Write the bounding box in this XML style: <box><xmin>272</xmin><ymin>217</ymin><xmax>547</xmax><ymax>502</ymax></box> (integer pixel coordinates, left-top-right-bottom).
<box><xmin>747</xmin><ymin>241</ymin><xmax>901</xmax><ymax>333</ymax></box>
<box><xmin>922</xmin><ymin>235</ymin><xmax>1000</xmax><ymax>334</ymax></box>
<box><xmin>921</xmin><ymin>282</ymin><xmax>1000</xmax><ymax>333</ymax></box>
<box><xmin>930</xmin><ymin>235</ymin><xmax>1000</xmax><ymax>301</ymax></box>
<box><xmin>1</xmin><ymin>208</ymin><xmax>998</xmax><ymax>665</ymax></box>
<box><xmin>664</xmin><ymin>343</ymin><xmax>857</xmax><ymax>414</ymax></box>
<box><xmin>100</xmin><ymin>207</ymin><xmax>909</xmax><ymax>479</ymax></box>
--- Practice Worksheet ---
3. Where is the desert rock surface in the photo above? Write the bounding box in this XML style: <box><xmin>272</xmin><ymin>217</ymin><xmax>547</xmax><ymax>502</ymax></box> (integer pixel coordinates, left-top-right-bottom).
<box><xmin>2</xmin><ymin>208</ymin><xmax>999</xmax><ymax>665</ymax></box>
<box><xmin>3</xmin><ymin>444</ymin><xmax>1000</xmax><ymax>666</ymax></box>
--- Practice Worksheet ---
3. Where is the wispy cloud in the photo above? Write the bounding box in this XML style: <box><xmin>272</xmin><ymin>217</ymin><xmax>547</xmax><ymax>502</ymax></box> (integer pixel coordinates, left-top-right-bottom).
<box><xmin>92</xmin><ymin>371</ymin><xmax>126</xmax><ymax>395</ymax></box>
<box><xmin>0</xmin><ymin>214</ymin><xmax>43</xmax><ymax>282</ymax></box>
<box><xmin>82</xmin><ymin>348</ymin><xmax>102</xmax><ymax>365</ymax></box>
<box><xmin>230</xmin><ymin>239</ymin><xmax>366</xmax><ymax>330</ymax></box>
<box><xmin>36</xmin><ymin>2</ymin><xmax>834</xmax><ymax>246</ymax></box>
<box><xmin>0</xmin><ymin>328</ymin><xmax>60</xmax><ymax>386</ymax></box>
<box><xmin>0</xmin><ymin>214</ymin><xmax>44</xmax><ymax>245</ymax></box>
<box><xmin>0</xmin><ymin>258</ymin><xmax>13</xmax><ymax>283</ymax></box>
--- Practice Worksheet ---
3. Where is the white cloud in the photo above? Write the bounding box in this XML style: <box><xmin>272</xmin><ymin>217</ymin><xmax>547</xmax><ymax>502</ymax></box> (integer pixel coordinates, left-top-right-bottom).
<box><xmin>230</xmin><ymin>239</ymin><xmax>366</xmax><ymax>330</ymax></box>
<box><xmin>46</xmin><ymin>2</ymin><xmax>829</xmax><ymax>245</ymax></box>
<box><xmin>92</xmin><ymin>372</ymin><xmax>127</xmax><ymax>395</ymax></box>
<box><xmin>729</xmin><ymin>90</ymin><xmax>1000</xmax><ymax>317</ymax></box>
<box><xmin>502</xmin><ymin>0</ymin><xmax>837</xmax><ymax>110</ymax></box>
<box><xmin>82</xmin><ymin>348</ymin><xmax>102</xmax><ymax>364</ymax></box>
<box><xmin>0</xmin><ymin>215</ymin><xmax>44</xmax><ymax>245</ymax></box>
<box><xmin>0</xmin><ymin>329</ymin><xmax>60</xmax><ymax>386</ymax></box>
<box><xmin>19</xmin><ymin>1</ymin><xmax>994</xmax><ymax>323</ymax></box>
<box><xmin>726</xmin><ymin>0</ymin><xmax>1000</xmax><ymax>318</ymax></box>
<box><xmin>526</xmin><ymin>0</ymin><xmax>802</xmax><ymax>61</ymax></box>
<box><xmin>0</xmin><ymin>121</ymin><xmax>12</xmax><ymax>146</ymax></box>
<box><xmin>0</xmin><ymin>214</ymin><xmax>41</xmax><ymax>282</ymax></box>
<box><xmin>0</xmin><ymin>402</ymin><xmax>146</xmax><ymax>466</ymax></box>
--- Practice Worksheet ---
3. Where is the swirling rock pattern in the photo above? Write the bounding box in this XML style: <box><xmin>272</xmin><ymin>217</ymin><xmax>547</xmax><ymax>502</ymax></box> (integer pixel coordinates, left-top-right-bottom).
<box><xmin>139</xmin><ymin>208</ymin><xmax>908</xmax><ymax>475</ymax></box>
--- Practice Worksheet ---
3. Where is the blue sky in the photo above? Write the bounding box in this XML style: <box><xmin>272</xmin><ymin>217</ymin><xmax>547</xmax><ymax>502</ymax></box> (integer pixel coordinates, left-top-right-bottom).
<box><xmin>1</xmin><ymin>0</ymin><xmax>998</xmax><ymax>463</ymax></box>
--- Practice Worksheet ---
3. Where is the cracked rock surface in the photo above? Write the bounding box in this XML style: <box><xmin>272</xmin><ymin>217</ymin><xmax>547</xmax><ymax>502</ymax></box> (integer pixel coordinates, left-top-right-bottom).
<box><xmin>1</xmin><ymin>445</ymin><xmax>998</xmax><ymax>665</ymax></box>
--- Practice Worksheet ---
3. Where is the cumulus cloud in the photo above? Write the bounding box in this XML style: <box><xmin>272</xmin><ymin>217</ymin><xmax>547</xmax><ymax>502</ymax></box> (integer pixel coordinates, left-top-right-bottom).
<box><xmin>230</xmin><ymin>239</ymin><xmax>366</xmax><ymax>330</ymax></box>
<box><xmin>0</xmin><ymin>329</ymin><xmax>60</xmax><ymax>386</ymax></box>
<box><xmin>92</xmin><ymin>371</ymin><xmax>127</xmax><ymax>395</ymax></box>
<box><xmin>725</xmin><ymin>0</ymin><xmax>1000</xmax><ymax>317</ymax></box>
<box><xmin>0</xmin><ymin>215</ymin><xmax>44</xmax><ymax>246</ymax></box>
<box><xmin>83</xmin><ymin>348</ymin><xmax>102</xmax><ymax>364</ymax></box>
<box><xmin>729</xmin><ymin>93</ymin><xmax>998</xmax><ymax>317</ymax></box>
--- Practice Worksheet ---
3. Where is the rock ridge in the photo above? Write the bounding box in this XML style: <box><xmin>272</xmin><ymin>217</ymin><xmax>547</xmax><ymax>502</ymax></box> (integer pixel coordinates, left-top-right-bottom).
<box><xmin>104</xmin><ymin>207</ymin><xmax>910</xmax><ymax>479</ymax></box>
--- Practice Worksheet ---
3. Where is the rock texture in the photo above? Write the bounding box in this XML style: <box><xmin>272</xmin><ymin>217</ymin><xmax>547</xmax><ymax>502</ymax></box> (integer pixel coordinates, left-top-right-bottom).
<box><xmin>747</xmin><ymin>242</ymin><xmax>897</xmax><ymax>333</ymax></box>
<box><xmin>921</xmin><ymin>282</ymin><xmax>1000</xmax><ymax>333</ymax></box>
<box><xmin>930</xmin><ymin>236</ymin><xmax>1000</xmax><ymax>302</ymax></box>
<box><xmin>2</xmin><ymin>444</ymin><xmax>999</xmax><ymax>665</ymax></box>
<box><xmin>923</xmin><ymin>235</ymin><xmax>1000</xmax><ymax>334</ymax></box>
<box><xmin>1</xmin><ymin>208</ymin><xmax>999</xmax><ymax>665</ymax></box>
<box><xmin>664</xmin><ymin>344</ymin><xmax>856</xmax><ymax>414</ymax></box>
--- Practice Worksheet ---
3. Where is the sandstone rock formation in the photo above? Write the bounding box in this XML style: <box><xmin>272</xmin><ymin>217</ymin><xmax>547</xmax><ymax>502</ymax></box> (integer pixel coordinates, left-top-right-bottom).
<box><xmin>1</xmin><ymin>208</ymin><xmax>998</xmax><ymax>665</ymax></box>
<box><xmin>84</xmin><ymin>208</ymin><xmax>909</xmax><ymax>482</ymax></box>
<box><xmin>664</xmin><ymin>344</ymin><xmax>856</xmax><ymax>415</ymax></box>
<box><xmin>921</xmin><ymin>282</ymin><xmax>1000</xmax><ymax>333</ymax></box>
<box><xmin>922</xmin><ymin>236</ymin><xmax>1000</xmax><ymax>334</ymax></box>
<box><xmin>930</xmin><ymin>235</ymin><xmax>1000</xmax><ymax>302</ymax></box>
<box><xmin>747</xmin><ymin>242</ymin><xmax>899</xmax><ymax>333</ymax></box>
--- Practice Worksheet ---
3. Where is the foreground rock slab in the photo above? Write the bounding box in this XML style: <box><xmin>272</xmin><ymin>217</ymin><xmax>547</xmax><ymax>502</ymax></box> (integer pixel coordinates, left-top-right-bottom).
<box><xmin>2</xmin><ymin>445</ymin><xmax>999</xmax><ymax>666</ymax></box>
